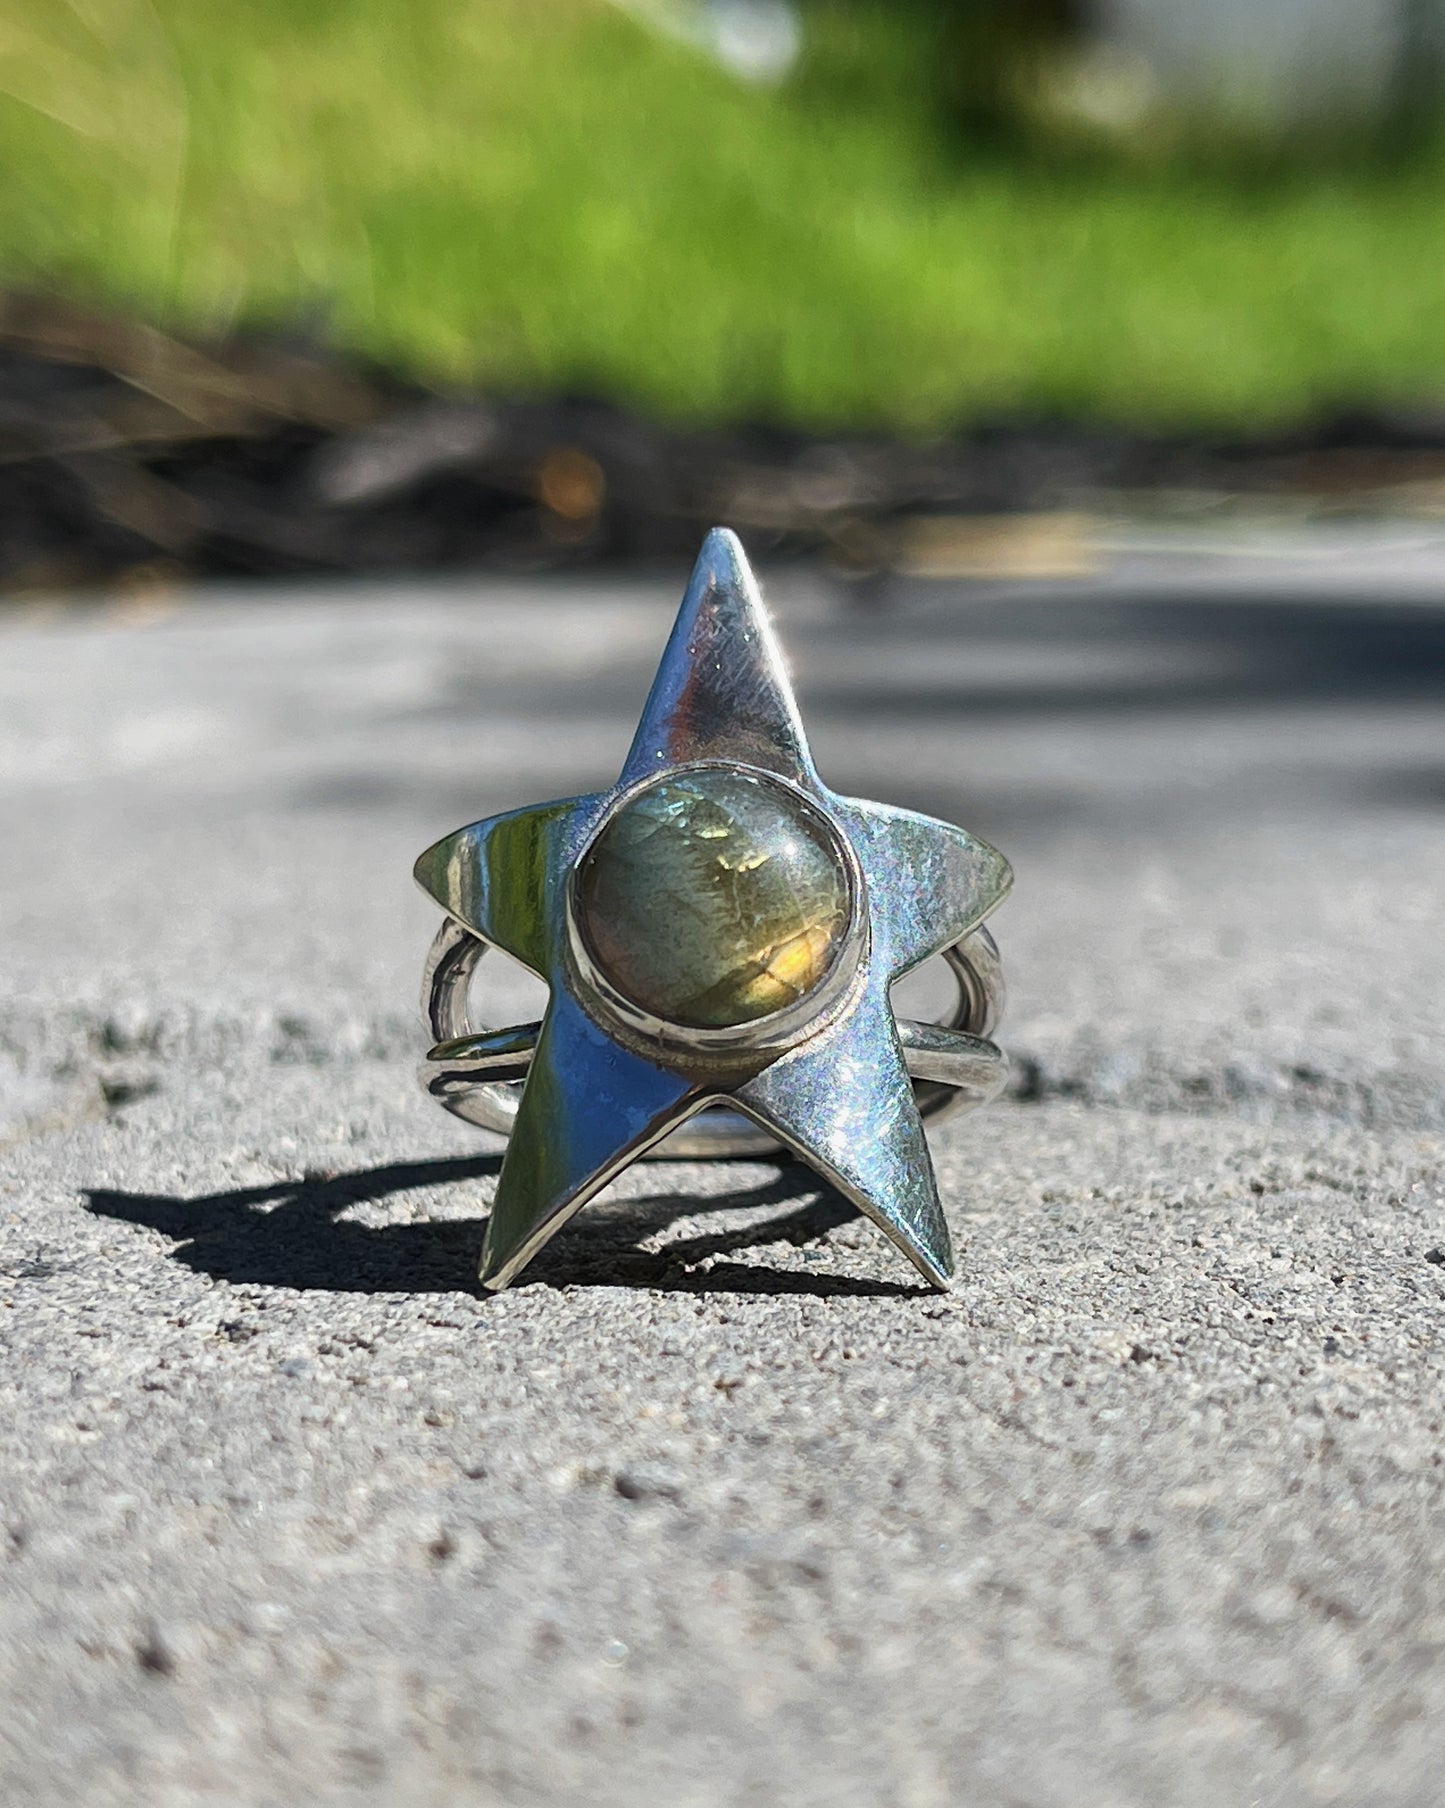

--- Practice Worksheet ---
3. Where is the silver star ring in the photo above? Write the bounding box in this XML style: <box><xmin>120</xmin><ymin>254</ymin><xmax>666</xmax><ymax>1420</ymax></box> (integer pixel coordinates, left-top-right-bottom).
<box><xmin>414</xmin><ymin>529</ymin><xmax>1012</xmax><ymax>1291</ymax></box>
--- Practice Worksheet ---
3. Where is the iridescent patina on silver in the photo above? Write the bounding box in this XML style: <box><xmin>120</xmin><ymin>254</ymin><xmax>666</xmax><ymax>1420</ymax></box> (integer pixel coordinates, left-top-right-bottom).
<box><xmin>414</xmin><ymin>528</ymin><xmax>1012</xmax><ymax>1291</ymax></box>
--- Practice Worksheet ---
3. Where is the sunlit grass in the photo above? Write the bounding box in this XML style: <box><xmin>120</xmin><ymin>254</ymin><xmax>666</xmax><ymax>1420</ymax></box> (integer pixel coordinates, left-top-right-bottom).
<box><xmin>2</xmin><ymin>0</ymin><xmax>1444</xmax><ymax>431</ymax></box>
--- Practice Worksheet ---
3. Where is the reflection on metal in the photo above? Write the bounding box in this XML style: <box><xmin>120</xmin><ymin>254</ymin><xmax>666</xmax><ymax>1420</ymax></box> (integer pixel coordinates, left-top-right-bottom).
<box><xmin>415</xmin><ymin>528</ymin><xmax>1012</xmax><ymax>1291</ymax></box>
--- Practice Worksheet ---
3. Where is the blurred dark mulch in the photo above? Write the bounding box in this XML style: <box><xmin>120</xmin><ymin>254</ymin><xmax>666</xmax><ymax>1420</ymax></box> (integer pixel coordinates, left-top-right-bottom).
<box><xmin>5</xmin><ymin>292</ymin><xmax>1445</xmax><ymax>594</ymax></box>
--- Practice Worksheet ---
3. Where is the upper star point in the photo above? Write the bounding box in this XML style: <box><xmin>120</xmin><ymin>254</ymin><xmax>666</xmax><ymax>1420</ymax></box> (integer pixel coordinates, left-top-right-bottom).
<box><xmin>619</xmin><ymin>523</ymin><xmax>815</xmax><ymax>787</ymax></box>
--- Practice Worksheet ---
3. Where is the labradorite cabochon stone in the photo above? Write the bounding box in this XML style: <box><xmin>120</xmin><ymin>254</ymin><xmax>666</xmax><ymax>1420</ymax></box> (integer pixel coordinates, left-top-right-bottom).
<box><xmin>576</xmin><ymin>769</ymin><xmax>851</xmax><ymax>1030</ymax></box>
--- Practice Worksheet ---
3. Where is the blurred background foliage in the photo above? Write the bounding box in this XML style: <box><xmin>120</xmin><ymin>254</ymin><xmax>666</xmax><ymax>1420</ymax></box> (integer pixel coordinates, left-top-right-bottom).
<box><xmin>0</xmin><ymin>0</ymin><xmax>1443</xmax><ymax>432</ymax></box>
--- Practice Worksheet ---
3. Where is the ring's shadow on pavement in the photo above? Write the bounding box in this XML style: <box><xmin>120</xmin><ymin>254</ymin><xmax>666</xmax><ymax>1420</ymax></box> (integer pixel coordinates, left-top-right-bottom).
<box><xmin>83</xmin><ymin>1159</ymin><xmax>926</xmax><ymax>1299</ymax></box>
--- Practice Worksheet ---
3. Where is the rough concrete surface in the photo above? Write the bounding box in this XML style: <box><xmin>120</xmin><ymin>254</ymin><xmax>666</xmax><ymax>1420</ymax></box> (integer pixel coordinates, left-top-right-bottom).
<box><xmin>1</xmin><ymin>548</ymin><xmax>1443</xmax><ymax>1806</ymax></box>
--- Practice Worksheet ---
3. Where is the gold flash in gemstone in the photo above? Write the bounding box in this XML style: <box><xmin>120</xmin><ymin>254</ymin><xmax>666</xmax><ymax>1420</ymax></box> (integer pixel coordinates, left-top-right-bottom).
<box><xmin>574</xmin><ymin>769</ymin><xmax>851</xmax><ymax>1030</ymax></box>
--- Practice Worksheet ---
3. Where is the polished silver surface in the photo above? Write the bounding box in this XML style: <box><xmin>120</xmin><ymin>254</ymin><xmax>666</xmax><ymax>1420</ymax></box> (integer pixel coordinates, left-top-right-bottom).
<box><xmin>414</xmin><ymin>528</ymin><xmax>1012</xmax><ymax>1290</ymax></box>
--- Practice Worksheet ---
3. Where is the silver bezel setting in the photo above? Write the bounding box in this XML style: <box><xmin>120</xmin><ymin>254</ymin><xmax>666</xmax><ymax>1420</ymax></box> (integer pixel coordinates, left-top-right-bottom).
<box><xmin>563</xmin><ymin>759</ymin><xmax>869</xmax><ymax>1062</ymax></box>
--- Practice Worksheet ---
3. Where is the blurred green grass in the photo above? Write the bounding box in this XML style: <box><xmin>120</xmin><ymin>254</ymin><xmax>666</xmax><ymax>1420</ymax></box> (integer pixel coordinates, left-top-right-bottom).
<box><xmin>2</xmin><ymin>0</ymin><xmax>1444</xmax><ymax>432</ymax></box>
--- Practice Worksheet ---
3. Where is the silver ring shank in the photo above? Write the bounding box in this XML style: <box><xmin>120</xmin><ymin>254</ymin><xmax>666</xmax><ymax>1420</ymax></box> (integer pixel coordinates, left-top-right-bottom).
<box><xmin>420</xmin><ymin>918</ymin><xmax>1007</xmax><ymax>1158</ymax></box>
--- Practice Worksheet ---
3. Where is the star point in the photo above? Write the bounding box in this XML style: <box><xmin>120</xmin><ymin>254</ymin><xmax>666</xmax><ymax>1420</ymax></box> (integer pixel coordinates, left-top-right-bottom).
<box><xmin>618</xmin><ymin>522</ymin><xmax>816</xmax><ymax>788</ymax></box>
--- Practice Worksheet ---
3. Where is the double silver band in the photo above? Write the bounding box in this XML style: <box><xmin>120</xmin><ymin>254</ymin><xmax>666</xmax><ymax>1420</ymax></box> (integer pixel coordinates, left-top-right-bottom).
<box><xmin>420</xmin><ymin>917</ymin><xmax>1008</xmax><ymax>1160</ymax></box>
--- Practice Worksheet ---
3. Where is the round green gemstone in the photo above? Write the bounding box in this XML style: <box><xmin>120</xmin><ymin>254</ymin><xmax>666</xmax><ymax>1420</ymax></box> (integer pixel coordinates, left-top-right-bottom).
<box><xmin>576</xmin><ymin>769</ymin><xmax>851</xmax><ymax>1030</ymax></box>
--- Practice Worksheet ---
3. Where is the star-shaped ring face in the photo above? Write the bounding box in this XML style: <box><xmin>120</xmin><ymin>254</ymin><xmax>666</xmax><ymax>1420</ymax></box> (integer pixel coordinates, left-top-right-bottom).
<box><xmin>414</xmin><ymin>529</ymin><xmax>1011</xmax><ymax>1291</ymax></box>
